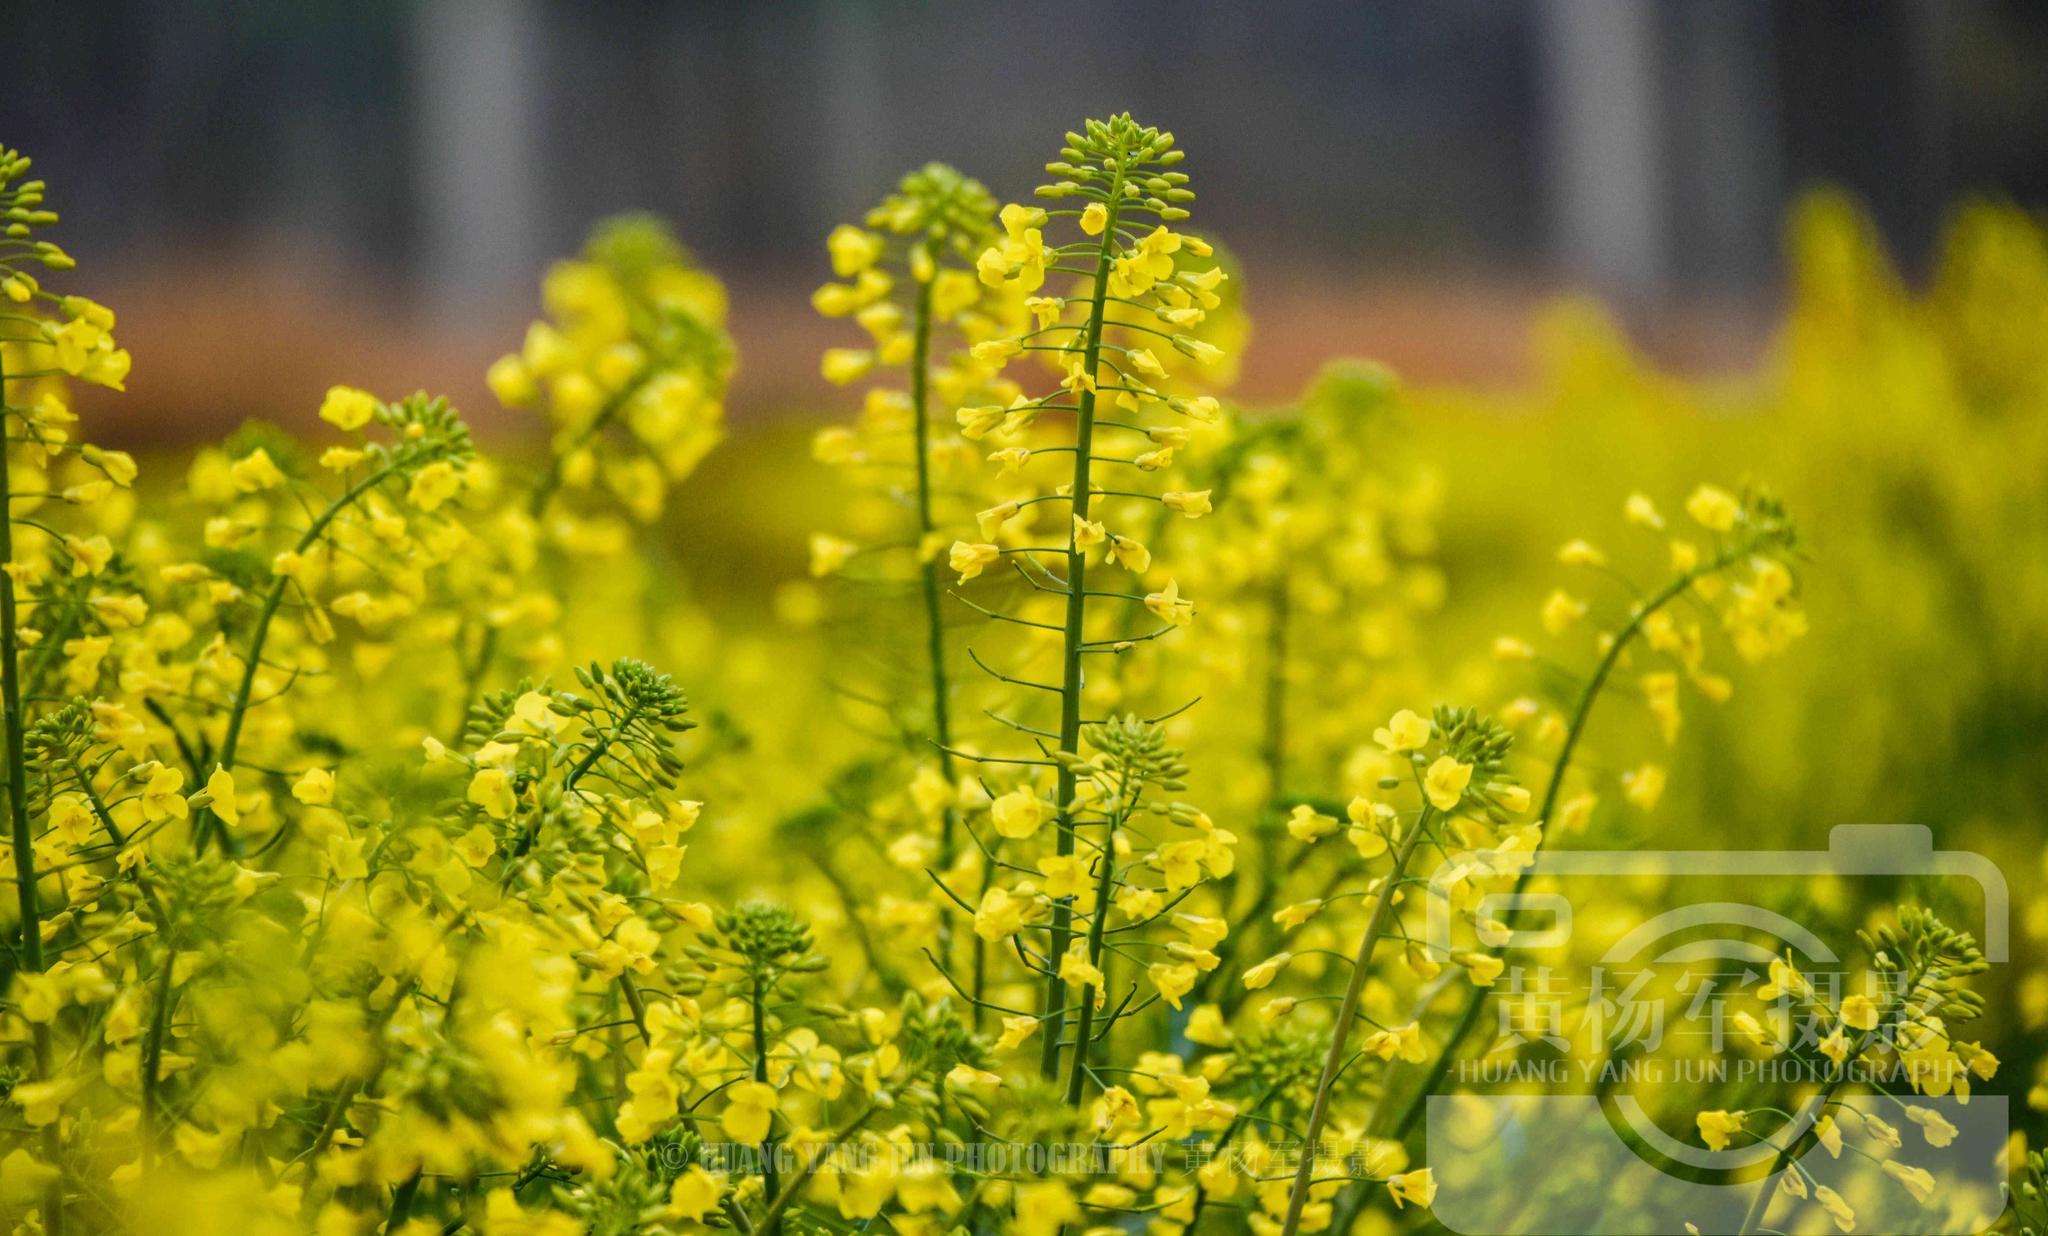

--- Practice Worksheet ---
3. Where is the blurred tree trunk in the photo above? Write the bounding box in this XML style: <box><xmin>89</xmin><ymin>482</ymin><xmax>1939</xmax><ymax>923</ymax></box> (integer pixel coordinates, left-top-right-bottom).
<box><xmin>412</xmin><ymin>0</ymin><xmax>545</xmax><ymax>322</ymax></box>
<box><xmin>1536</xmin><ymin>0</ymin><xmax>1668</xmax><ymax>304</ymax></box>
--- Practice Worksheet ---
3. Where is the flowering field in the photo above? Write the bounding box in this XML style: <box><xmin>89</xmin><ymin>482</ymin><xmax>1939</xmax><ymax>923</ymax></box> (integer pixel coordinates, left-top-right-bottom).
<box><xmin>1</xmin><ymin>118</ymin><xmax>2044</xmax><ymax>1236</ymax></box>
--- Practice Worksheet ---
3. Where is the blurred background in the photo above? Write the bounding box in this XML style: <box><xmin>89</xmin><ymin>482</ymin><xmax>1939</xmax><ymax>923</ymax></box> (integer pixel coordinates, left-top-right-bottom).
<box><xmin>6</xmin><ymin>0</ymin><xmax>2048</xmax><ymax>1134</ymax></box>
<box><xmin>7</xmin><ymin>0</ymin><xmax>2048</xmax><ymax>436</ymax></box>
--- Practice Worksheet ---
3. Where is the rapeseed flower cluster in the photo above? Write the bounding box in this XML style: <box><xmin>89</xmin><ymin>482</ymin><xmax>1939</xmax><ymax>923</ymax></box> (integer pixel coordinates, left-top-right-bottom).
<box><xmin>1</xmin><ymin>121</ymin><xmax>2027</xmax><ymax>1236</ymax></box>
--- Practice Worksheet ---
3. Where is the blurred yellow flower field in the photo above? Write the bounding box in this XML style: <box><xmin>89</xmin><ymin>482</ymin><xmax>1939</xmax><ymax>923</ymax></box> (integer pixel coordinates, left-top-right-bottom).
<box><xmin>0</xmin><ymin>120</ymin><xmax>2043</xmax><ymax>1236</ymax></box>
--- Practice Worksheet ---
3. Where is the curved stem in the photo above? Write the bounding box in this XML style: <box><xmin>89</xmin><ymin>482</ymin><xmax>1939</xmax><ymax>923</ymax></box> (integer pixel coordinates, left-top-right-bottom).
<box><xmin>1276</xmin><ymin>802</ymin><xmax>1434</xmax><ymax>1236</ymax></box>
<box><xmin>291</xmin><ymin>918</ymin><xmax>467</xmax><ymax>1182</ymax></box>
<box><xmin>1040</xmin><ymin>166</ymin><xmax>1126</xmax><ymax>1081</ymax></box>
<box><xmin>1380</xmin><ymin>544</ymin><xmax>1762</xmax><ymax>1145</ymax></box>
<box><xmin>20</xmin><ymin>604</ymin><xmax>80</xmax><ymax>703</ymax></box>
<box><xmin>193</xmin><ymin>460</ymin><xmax>403</xmax><ymax>853</ymax></box>
<box><xmin>618</xmin><ymin>972</ymin><xmax>651</xmax><ymax>1045</ymax></box>
<box><xmin>971</xmin><ymin>848</ymin><xmax>995</xmax><ymax>1033</ymax></box>
<box><xmin>753</xmin><ymin>1099</ymin><xmax>878</xmax><ymax>1233</ymax></box>
<box><xmin>1734</xmin><ymin>964</ymin><xmax>1928</xmax><ymax>1235</ymax></box>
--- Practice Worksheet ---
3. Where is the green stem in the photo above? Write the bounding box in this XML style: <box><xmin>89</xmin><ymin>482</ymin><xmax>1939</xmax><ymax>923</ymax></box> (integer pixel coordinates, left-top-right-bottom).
<box><xmin>565</xmin><ymin>702</ymin><xmax>639</xmax><ymax>790</ymax></box>
<box><xmin>139</xmin><ymin>943</ymin><xmax>176</xmax><ymax>1164</ymax></box>
<box><xmin>911</xmin><ymin>276</ymin><xmax>968</xmax><ymax>952</ymax></box>
<box><xmin>288</xmin><ymin>914</ymin><xmax>469</xmax><ymax>1183</ymax></box>
<box><xmin>1</xmin><ymin>358</ymin><xmax>65</xmax><ymax>1235</ymax></box>
<box><xmin>1192</xmin><ymin>574</ymin><xmax>1294</xmax><ymax>1010</ymax></box>
<box><xmin>1378</xmin><ymin>551</ymin><xmax>1743</xmax><ymax>1144</ymax></box>
<box><xmin>194</xmin><ymin>460</ymin><xmax>404</xmax><ymax>853</ymax></box>
<box><xmin>753</xmin><ymin>1099</ymin><xmax>879</xmax><ymax>1234</ymax></box>
<box><xmin>1040</xmin><ymin>166</ymin><xmax>1125</xmax><ymax>1081</ymax></box>
<box><xmin>910</xmin><ymin>279</ymin><xmax>952</xmax><ymax>782</ymax></box>
<box><xmin>449</xmin><ymin>624</ymin><xmax>498</xmax><ymax>744</ymax></box>
<box><xmin>750</xmin><ymin>970</ymin><xmax>783</xmax><ymax>1236</ymax></box>
<box><xmin>1261</xmin><ymin>574</ymin><xmax>1290</xmax><ymax>798</ymax></box>
<box><xmin>383</xmin><ymin>1170</ymin><xmax>422</xmax><ymax>1232</ymax></box>
<box><xmin>278</xmin><ymin>916</ymin><xmax>463</xmax><ymax>1184</ymax></box>
<box><xmin>72</xmin><ymin>774</ymin><xmax>167</xmax><ymax>920</ymax></box>
<box><xmin>1277</xmin><ymin>800</ymin><xmax>1435</xmax><ymax>1236</ymax></box>
<box><xmin>1734</xmin><ymin>964</ymin><xmax>1928</xmax><ymax>1236</ymax></box>
<box><xmin>1064</xmin><ymin>808</ymin><xmax>1127</xmax><ymax>1105</ymax></box>
<box><xmin>617</xmin><ymin>972</ymin><xmax>651</xmax><ymax>1045</ymax></box>
<box><xmin>971</xmin><ymin>842</ymin><xmax>997</xmax><ymax>1033</ymax></box>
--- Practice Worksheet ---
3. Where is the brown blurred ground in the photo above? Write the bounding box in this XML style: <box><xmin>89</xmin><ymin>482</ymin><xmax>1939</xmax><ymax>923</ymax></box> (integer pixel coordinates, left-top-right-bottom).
<box><xmin>77</xmin><ymin>258</ymin><xmax>1776</xmax><ymax>446</ymax></box>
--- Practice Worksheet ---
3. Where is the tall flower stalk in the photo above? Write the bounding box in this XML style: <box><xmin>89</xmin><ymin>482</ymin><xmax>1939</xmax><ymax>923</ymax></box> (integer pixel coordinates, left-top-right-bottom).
<box><xmin>0</xmin><ymin>143</ymin><xmax>136</xmax><ymax>1236</ymax></box>
<box><xmin>1276</xmin><ymin>707</ymin><xmax>1520</xmax><ymax>1236</ymax></box>
<box><xmin>807</xmin><ymin>165</ymin><xmax>1011</xmax><ymax>920</ymax></box>
<box><xmin>0</xmin><ymin>344</ymin><xmax>60</xmax><ymax>1236</ymax></box>
<box><xmin>495</xmin><ymin>216</ymin><xmax>732</xmax><ymax>527</ymax></box>
<box><xmin>0</xmin><ymin>120</ymin><xmax>1963</xmax><ymax>1236</ymax></box>
<box><xmin>185</xmin><ymin>393</ymin><xmax>476</xmax><ymax>854</ymax></box>
<box><xmin>1376</xmin><ymin>488</ymin><xmax>1804</xmax><ymax>1144</ymax></box>
<box><xmin>955</xmin><ymin>114</ymin><xmax>1224</xmax><ymax>1080</ymax></box>
<box><xmin>456</xmin><ymin>215</ymin><xmax>734</xmax><ymax>726</ymax></box>
<box><xmin>1153</xmin><ymin>360</ymin><xmax>1432</xmax><ymax>1008</ymax></box>
<box><xmin>1732</xmin><ymin>907</ymin><xmax>1985</xmax><ymax>1235</ymax></box>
